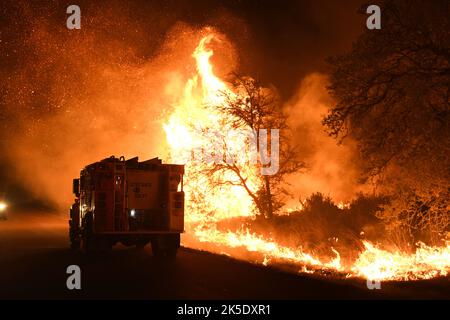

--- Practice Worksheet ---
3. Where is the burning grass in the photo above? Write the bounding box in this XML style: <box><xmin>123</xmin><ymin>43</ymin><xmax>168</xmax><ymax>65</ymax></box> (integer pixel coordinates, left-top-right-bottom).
<box><xmin>216</xmin><ymin>193</ymin><xmax>386</xmax><ymax>267</ymax></box>
<box><xmin>190</xmin><ymin>193</ymin><xmax>449</xmax><ymax>281</ymax></box>
<box><xmin>165</xmin><ymin>31</ymin><xmax>450</xmax><ymax>282</ymax></box>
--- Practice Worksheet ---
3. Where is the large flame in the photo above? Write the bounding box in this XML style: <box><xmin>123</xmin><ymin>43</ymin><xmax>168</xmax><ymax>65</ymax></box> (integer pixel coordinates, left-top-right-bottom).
<box><xmin>163</xmin><ymin>34</ymin><xmax>259</xmax><ymax>224</ymax></box>
<box><xmin>163</xmin><ymin>32</ymin><xmax>450</xmax><ymax>282</ymax></box>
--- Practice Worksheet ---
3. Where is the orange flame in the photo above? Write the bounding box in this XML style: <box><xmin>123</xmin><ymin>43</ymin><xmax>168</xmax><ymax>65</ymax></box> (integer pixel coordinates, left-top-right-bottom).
<box><xmin>163</xmin><ymin>32</ymin><xmax>450</xmax><ymax>281</ymax></box>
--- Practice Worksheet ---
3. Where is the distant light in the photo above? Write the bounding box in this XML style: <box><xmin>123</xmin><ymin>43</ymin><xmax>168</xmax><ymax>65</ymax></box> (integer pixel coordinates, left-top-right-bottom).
<box><xmin>130</xmin><ymin>209</ymin><xmax>136</xmax><ymax>217</ymax></box>
<box><xmin>0</xmin><ymin>202</ymin><xmax>7</xmax><ymax>211</ymax></box>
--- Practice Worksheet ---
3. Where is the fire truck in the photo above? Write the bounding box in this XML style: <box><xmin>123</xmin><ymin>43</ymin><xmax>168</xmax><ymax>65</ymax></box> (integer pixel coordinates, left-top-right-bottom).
<box><xmin>69</xmin><ymin>156</ymin><xmax>184</xmax><ymax>257</ymax></box>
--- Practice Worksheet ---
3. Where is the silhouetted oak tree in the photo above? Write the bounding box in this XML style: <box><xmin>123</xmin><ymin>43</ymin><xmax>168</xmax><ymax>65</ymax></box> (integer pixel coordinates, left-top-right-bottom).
<box><xmin>324</xmin><ymin>0</ymin><xmax>450</xmax><ymax>241</ymax></box>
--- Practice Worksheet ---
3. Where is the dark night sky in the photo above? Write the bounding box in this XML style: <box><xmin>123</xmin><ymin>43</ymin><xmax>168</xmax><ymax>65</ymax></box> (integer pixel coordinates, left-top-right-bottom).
<box><xmin>0</xmin><ymin>0</ymin><xmax>368</xmax><ymax>207</ymax></box>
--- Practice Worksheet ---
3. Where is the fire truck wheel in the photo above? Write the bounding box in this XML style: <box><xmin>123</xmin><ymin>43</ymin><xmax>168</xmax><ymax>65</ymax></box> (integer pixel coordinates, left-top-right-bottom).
<box><xmin>136</xmin><ymin>240</ymin><xmax>149</xmax><ymax>249</ymax></box>
<box><xmin>165</xmin><ymin>246</ymin><xmax>178</xmax><ymax>258</ymax></box>
<box><xmin>69</xmin><ymin>218</ymin><xmax>80</xmax><ymax>250</ymax></box>
<box><xmin>82</xmin><ymin>212</ymin><xmax>95</xmax><ymax>253</ymax></box>
<box><xmin>150</xmin><ymin>238</ymin><xmax>162</xmax><ymax>257</ymax></box>
<box><xmin>151</xmin><ymin>234</ymin><xmax>179</xmax><ymax>258</ymax></box>
<box><xmin>166</xmin><ymin>234</ymin><xmax>180</xmax><ymax>258</ymax></box>
<box><xmin>83</xmin><ymin>236</ymin><xmax>111</xmax><ymax>253</ymax></box>
<box><xmin>82</xmin><ymin>235</ymin><xmax>93</xmax><ymax>253</ymax></box>
<box><xmin>98</xmin><ymin>238</ymin><xmax>112</xmax><ymax>251</ymax></box>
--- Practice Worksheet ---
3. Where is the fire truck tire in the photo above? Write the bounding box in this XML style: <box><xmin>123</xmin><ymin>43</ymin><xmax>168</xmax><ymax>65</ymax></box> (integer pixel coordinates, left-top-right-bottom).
<box><xmin>84</xmin><ymin>236</ymin><xmax>111</xmax><ymax>253</ymax></box>
<box><xmin>165</xmin><ymin>246</ymin><xmax>178</xmax><ymax>258</ymax></box>
<box><xmin>150</xmin><ymin>239</ymin><xmax>162</xmax><ymax>257</ymax></box>
<box><xmin>166</xmin><ymin>234</ymin><xmax>180</xmax><ymax>257</ymax></box>
<box><xmin>136</xmin><ymin>240</ymin><xmax>149</xmax><ymax>249</ymax></box>
<box><xmin>82</xmin><ymin>212</ymin><xmax>96</xmax><ymax>253</ymax></box>
<box><xmin>82</xmin><ymin>234</ymin><xmax>93</xmax><ymax>253</ymax></box>
<box><xmin>151</xmin><ymin>234</ymin><xmax>179</xmax><ymax>258</ymax></box>
<box><xmin>98</xmin><ymin>237</ymin><xmax>112</xmax><ymax>251</ymax></box>
<box><xmin>69</xmin><ymin>219</ymin><xmax>80</xmax><ymax>250</ymax></box>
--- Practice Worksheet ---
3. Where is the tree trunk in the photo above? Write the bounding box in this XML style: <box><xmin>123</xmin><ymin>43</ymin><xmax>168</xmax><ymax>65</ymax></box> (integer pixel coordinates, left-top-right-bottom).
<box><xmin>264</xmin><ymin>175</ymin><xmax>273</xmax><ymax>219</ymax></box>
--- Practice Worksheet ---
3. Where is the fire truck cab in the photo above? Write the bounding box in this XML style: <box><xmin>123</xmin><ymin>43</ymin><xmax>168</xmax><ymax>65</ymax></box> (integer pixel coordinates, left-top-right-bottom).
<box><xmin>69</xmin><ymin>156</ymin><xmax>184</xmax><ymax>257</ymax></box>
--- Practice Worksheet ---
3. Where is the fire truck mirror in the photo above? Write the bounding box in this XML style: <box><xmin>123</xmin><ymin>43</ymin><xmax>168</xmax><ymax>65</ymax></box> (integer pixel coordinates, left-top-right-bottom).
<box><xmin>72</xmin><ymin>178</ymin><xmax>80</xmax><ymax>197</ymax></box>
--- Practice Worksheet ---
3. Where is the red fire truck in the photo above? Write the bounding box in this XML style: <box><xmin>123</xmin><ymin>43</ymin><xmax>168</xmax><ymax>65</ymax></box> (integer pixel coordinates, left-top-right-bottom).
<box><xmin>69</xmin><ymin>156</ymin><xmax>184</xmax><ymax>257</ymax></box>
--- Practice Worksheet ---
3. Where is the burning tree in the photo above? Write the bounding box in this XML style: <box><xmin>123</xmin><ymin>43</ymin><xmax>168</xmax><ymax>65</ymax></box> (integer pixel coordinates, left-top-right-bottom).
<box><xmin>207</xmin><ymin>75</ymin><xmax>304</xmax><ymax>218</ymax></box>
<box><xmin>164</xmin><ymin>34</ymin><xmax>303</xmax><ymax>221</ymax></box>
<box><xmin>163</xmin><ymin>32</ymin><xmax>450</xmax><ymax>281</ymax></box>
<box><xmin>323</xmin><ymin>0</ymin><xmax>450</xmax><ymax>242</ymax></box>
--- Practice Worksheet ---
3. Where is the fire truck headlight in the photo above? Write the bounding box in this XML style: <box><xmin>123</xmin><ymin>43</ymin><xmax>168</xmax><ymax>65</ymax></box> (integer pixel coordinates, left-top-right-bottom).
<box><xmin>130</xmin><ymin>209</ymin><xmax>136</xmax><ymax>218</ymax></box>
<box><xmin>0</xmin><ymin>202</ymin><xmax>7</xmax><ymax>211</ymax></box>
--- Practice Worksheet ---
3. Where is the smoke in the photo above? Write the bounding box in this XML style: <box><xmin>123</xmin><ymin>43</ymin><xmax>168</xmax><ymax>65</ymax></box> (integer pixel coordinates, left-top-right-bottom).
<box><xmin>283</xmin><ymin>73</ymin><xmax>365</xmax><ymax>205</ymax></box>
<box><xmin>1</xmin><ymin>1</ymin><xmax>364</xmax><ymax>212</ymax></box>
<box><xmin>2</xmin><ymin>22</ymin><xmax>364</xmax><ymax>211</ymax></box>
<box><xmin>1</xmin><ymin>6</ymin><xmax>219</xmax><ymax>209</ymax></box>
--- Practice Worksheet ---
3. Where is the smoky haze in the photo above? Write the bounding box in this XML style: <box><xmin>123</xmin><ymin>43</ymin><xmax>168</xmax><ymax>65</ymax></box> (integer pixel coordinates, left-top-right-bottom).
<box><xmin>284</xmin><ymin>73</ymin><xmax>366</xmax><ymax>205</ymax></box>
<box><xmin>0</xmin><ymin>0</ymin><xmax>367</xmax><ymax>210</ymax></box>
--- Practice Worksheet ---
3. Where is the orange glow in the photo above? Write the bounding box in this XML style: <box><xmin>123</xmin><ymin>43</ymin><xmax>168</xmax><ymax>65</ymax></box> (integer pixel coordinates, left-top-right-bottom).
<box><xmin>351</xmin><ymin>241</ymin><xmax>450</xmax><ymax>281</ymax></box>
<box><xmin>163</xmin><ymin>32</ymin><xmax>259</xmax><ymax>224</ymax></box>
<box><xmin>163</xmin><ymin>32</ymin><xmax>450</xmax><ymax>281</ymax></box>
